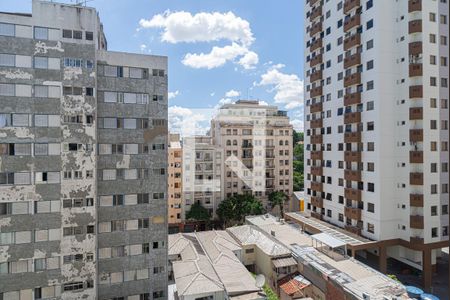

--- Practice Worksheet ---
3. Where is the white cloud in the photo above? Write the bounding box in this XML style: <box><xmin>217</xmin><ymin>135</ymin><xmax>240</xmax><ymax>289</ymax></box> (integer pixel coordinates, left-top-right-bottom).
<box><xmin>225</xmin><ymin>89</ymin><xmax>240</xmax><ymax>98</ymax></box>
<box><xmin>168</xmin><ymin>90</ymin><xmax>180</xmax><ymax>100</ymax></box>
<box><xmin>210</xmin><ymin>92</ymin><xmax>216</xmax><ymax>97</ymax></box>
<box><xmin>140</xmin><ymin>44</ymin><xmax>147</xmax><ymax>51</ymax></box>
<box><xmin>290</xmin><ymin>119</ymin><xmax>304</xmax><ymax>131</ymax></box>
<box><xmin>182</xmin><ymin>43</ymin><xmax>249</xmax><ymax>69</ymax></box>
<box><xmin>258</xmin><ymin>66</ymin><xmax>304</xmax><ymax>110</ymax></box>
<box><xmin>139</xmin><ymin>11</ymin><xmax>254</xmax><ymax>46</ymax></box>
<box><xmin>238</xmin><ymin>51</ymin><xmax>259</xmax><ymax>69</ymax></box>
<box><xmin>169</xmin><ymin>106</ymin><xmax>211</xmax><ymax>136</ymax></box>
<box><xmin>139</xmin><ymin>11</ymin><xmax>258</xmax><ymax>70</ymax></box>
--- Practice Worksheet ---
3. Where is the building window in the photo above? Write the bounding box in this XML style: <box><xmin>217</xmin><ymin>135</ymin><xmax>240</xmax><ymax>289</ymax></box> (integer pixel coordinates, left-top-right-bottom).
<box><xmin>34</xmin><ymin>27</ymin><xmax>48</xmax><ymax>40</ymax></box>
<box><xmin>367</xmin><ymin>223</ymin><xmax>375</xmax><ymax>233</ymax></box>
<box><xmin>0</xmin><ymin>22</ymin><xmax>15</xmax><ymax>36</ymax></box>
<box><xmin>431</xmin><ymin>227</ymin><xmax>438</xmax><ymax>238</ymax></box>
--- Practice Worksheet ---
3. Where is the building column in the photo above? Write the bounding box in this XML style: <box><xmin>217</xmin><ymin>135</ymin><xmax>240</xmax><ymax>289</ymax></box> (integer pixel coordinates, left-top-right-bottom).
<box><xmin>351</xmin><ymin>248</ymin><xmax>356</xmax><ymax>258</ymax></box>
<box><xmin>379</xmin><ymin>245</ymin><xmax>387</xmax><ymax>274</ymax></box>
<box><xmin>422</xmin><ymin>248</ymin><xmax>432</xmax><ymax>292</ymax></box>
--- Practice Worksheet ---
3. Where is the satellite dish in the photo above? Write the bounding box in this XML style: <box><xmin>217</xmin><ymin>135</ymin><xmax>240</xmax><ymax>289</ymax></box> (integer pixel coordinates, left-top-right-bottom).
<box><xmin>255</xmin><ymin>274</ymin><xmax>265</xmax><ymax>289</ymax></box>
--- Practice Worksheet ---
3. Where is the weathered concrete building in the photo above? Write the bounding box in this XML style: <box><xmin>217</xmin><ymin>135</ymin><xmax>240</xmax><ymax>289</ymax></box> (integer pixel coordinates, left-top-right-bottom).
<box><xmin>0</xmin><ymin>1</ymin><xmax>168</xmax><ymax>299</ymax></box>
<box><xmin>168</xmin><ymin>133</ymin><xmax>182</xmax><ymax>227</ymax></box>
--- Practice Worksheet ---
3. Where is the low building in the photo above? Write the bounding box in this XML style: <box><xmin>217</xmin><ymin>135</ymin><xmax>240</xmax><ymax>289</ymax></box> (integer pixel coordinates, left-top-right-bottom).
<box><xmin>245</xmin><ymin>215</ymin><xmax>409</xmax><ymax>300</ymax></box>
<box><xmin>168</xmin><ymin>230</ymin><xmax>265</xmax><ymax>300</ymax></box>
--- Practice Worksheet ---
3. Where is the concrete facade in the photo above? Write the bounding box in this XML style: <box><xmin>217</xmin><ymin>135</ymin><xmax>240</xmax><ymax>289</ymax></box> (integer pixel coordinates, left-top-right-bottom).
<box><xmin>168</xmin><ymin>133</ymin><xmax>182</xmax><ymax>225</ymax></box>
<box><xmin>0</xmin><ymin>1</ymin><xmax>167</xmax><ymax>299</ymax></box>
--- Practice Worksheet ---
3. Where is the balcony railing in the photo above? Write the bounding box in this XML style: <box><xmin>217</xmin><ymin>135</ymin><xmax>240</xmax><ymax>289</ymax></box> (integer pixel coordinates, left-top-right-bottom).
<box><xmin>344</xmin><ymin>72</ymin><xmax>361</xmax><ymax>87</ymax></box>
<box><xmin>310</xmin><ymin>102</ymin><xmax>323</xmax><ymax>113</ymax></box>
<box><xmin>410</xmin><ymin>215</ymin><xmax>424</xmax><ymax>229</ymax></box>
<box><xmin>410</xmin><ymin>129</ymin><xmax>423</xmax><ymax>142</ymax></box>
<box><xmin>310</xmin><ymin>38</ymin><xmax>323</xmax><ymax>51</ymax></box>
<box><xmin>409</xmin><ymin>107</ymin><xmax>423</xmax><ymax>120</ymax></box>
<box><xmin>344</xmin><ymin>131</ymin><xmax>361</xmax><ymax>143</ymax></box>
<box><xmin>311</xmin><ymin>196</ymin><xmax>323</xmax><ymax>208</ymax></box>
<box><xmin>310</xmin><ymin>134</ymin><xmax>323</xmax><ymax>144</ymax></box>
<box><xmin>345</xmin><ymin>188</ymin><xmax>362</xmax><ymax>201</ymax></box>
<box><xmin>344</xmin><ymin>111</ymin><xmax>361</xmax><ymax>124</ymax></box>
<box><xmin>310</xmin><ymin>70</ymin><xmax>323</xmax><ymax>82</ymax></box>
<box><xmin>409</xmin><ymin>19</ymin><xmax>422</xmax><ymax>34</ymax></box>
<box><xmin>344</xmin><ymin>52</ymin><xmax>361</xmax><ymax>69</ymax></box>
<box><xmin>408</xmin><ymin>0</ymin><xmax>421</xmax><ymax>13</ymax></box>
<box><xmin>310</xmin><ymin>119</ymin><xmax>323</xmax><ymax>129</ymax></box>
<box><xmin>310</xmin><ymin>86</ymin><xmax>323</xmax><ymax>98</ymax></box>
<box><xmin>410</xmin><ymin>194</ymin><xmax>424</xmax><ymax>207</ymax></box>
<box><xmin>344</xmin><ymin>33</ymin><xmax>361</xmax><ymax>50</ymax></box>
<box><xmin>409</xmin><ymin>85</ymin><xmax>423</xmax><ymax>98</ymax></box>
<box><xmin>310</xmin><ymin>54</ymin><xmax>323</xmax><ymax>67</ymax></box>
<box><xmin>344</xmin><ymin>169</ymin><xmax>361</xmax><ymax>181</ymax></box>
<box><xmin>345</xmin><ymin>207</ymin><xmax>362</xmax><ymax>220</ymax></box>
<box><xmin>344</xmin><ymin>151</ymin><xmax>361</xmax><ymax>162</ymax></box>
<box><xmin>344</xmin><ymin>92</ymin><xmax>361</xmax><ymax>106</ymax></box>
<box><xmin>344</xmin><ymin>14</ymin><xmax>361</xmax><ymax>32</ymax></box>
<box><xmin>410</xmin><ymin>172</ymin><xmax>424</xmax><ymax>185</ymax></box>
<box><xmin>409</xmin><ymin>63</ymin><xmax>423</xmax><ymax>77</ymax></box>
<box><xmin>343</xmin><ymin>0</ymin><xmax>360</xmax><ymax>14</ymax></box>
<box><xmin>311</xmin><ymin>166</ymin><xmax>323</xmax><ymax>176</ymax></box>
<box><xmin>409</xmin><ymin>151</ymin><xmax>423</xmax><ymax>163</ymax></box>
<box><xmin>409</xmin><ymin>41</ymin><xmax>422</xmax><ymax>56</ymax></box>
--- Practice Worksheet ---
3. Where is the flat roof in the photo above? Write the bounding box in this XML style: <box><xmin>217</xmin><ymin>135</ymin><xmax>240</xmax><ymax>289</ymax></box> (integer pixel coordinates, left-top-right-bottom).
<box><xmin>248</xmin><ymin>215</ymin><xmax>407</xmax><ymax>300</ymax></box>
<box><xmin>311</xmin><ymin>233</ymin><xmax>346</xmax><ymax>249</ymax></box>
<box><xmin>285</xmin><ymin>212</ymin><xmax>373</xmax><ymax>246</ymax></box>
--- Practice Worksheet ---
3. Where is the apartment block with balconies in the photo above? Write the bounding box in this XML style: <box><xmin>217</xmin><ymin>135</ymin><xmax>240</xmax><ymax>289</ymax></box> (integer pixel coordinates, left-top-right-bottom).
<box><xmin>304</xmin><ymin>0</ymin><xmax>448</xmax><ymax>291</ymax></box>
<box><xmin>210</xmin><ymin>100</ymin><xmax>294</xmax><ymax>212</ymax></box>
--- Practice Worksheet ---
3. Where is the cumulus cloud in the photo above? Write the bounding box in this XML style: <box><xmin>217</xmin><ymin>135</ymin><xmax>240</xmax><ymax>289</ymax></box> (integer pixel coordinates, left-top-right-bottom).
<box><xmin>225</xmin><ymin>89</ymin><xmax>240</xmax><ymax>98</ymax></box>
<box><xmin>257</xmin><ymin>66</ymin><xmax>304</xmax><ymax>110</ymax></box>
<box><xmin>139</xmin><ymin>11</ymin><xmax>254</xmax><ymax>46</ymax></box>
<box><xmin>168</xmin><ymin>90</ymin><xmax>180</xmax><ymax>100</ymax></box>
<box><xmin>169</xmin><ymin>106</ymin><xmax>212</xmax><ymax>136</ymax></box>
<box><xmin>139</xmin><ymin>11</ymin><xmax>258</xmax><ymax>70</ymax></box>
<box><xmin>290</xmin><ymin>119</ymin><xmax>304</xmax><ymax>131</ymax></box>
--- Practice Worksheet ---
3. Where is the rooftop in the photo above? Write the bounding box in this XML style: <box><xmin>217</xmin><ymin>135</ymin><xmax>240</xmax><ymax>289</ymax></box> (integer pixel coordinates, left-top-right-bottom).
<box><xmin>245</xmin><ymin>215</ymin><xmax>407</xmax><ymax>300</ymax></box>
<box><xmin>169</xmin><ymin>231</ymin><xmax>261</xmax><ymax>297</ymax></box>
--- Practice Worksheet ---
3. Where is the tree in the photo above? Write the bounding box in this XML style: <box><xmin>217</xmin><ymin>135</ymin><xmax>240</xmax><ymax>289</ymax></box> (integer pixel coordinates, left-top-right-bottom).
<box><xmin>293</xmin><ymin>130</ymin><xmax>304</xmax><ymax>145</ymax></box>
<box><xmin>268</xmin><ymin>191</ymin><xmax>288</xmax><ymax>217</ymax></box>
<box><xmin>185</xmin><ymin>202</ymin><xmax>211</xmax><ymax>221</ymax></box>
<box><xmin>217</xmin><ymin>194</ymin><xmax>264</xmax><ymax>226</ymax></box>
<box><xmin>293</xmin><ymin>137</ymin><xmax>304</xmax><ymax>191</ymax></box>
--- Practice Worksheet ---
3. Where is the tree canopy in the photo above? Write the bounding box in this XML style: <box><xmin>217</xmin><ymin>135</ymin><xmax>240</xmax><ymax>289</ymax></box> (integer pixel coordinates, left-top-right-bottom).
<box><xmin>293</xmin><ymin>130</ymin><xmax>304</xmax><ymax>191</ymax></box>
<box><xmin>268</xmin><ymin>191</ymin><xmax>288</xmax><ymax>216</ymax></box>
<box><xmin>185</xmin><ymin>202</ymin><xmax>211</xmax><ymax>221</ymax></box>
<box><xmin>217</xmin><ymin>194</ymin><xmax>264</xmax><ymax>226</ymax></box>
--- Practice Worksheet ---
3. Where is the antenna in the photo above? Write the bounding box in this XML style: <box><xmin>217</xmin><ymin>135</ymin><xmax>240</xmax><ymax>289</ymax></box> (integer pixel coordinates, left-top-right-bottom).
<box><xmin>255</xmin><ymin>274</ymin><xmax>265</xmax><ymax>289</ymax></box>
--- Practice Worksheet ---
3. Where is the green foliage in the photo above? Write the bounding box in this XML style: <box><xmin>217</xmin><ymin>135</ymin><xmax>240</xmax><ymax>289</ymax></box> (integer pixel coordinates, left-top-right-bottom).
<box><xmin>387</xmin><ymin>274</ymin><xmax>400</xmax><ymax>283</ymax></box>
<box><xmin>217</xmin><ymin>194</ymin><xmax>264</xmax><ymax>226</ymax></box>
<box><xmin>263</xmin><ymin>284</ymin><xmax>279</xmax><ymax>300</ymax></box>
<box><xmin>185</xmin><ymin>202</ymin><xmax>211</xmax><ymax>221</ymax></box>
<box><xmin>268</xmin><ymin>191</ymin><xmax>288</xmax><ymax>216</ymax></box>
<box><xmin>293</xmin><ymin>130</ymin><xmax>304</xmax><ymax>145</ymax></box>
<box><xmin>292</xmin><ymin>131</ymin><xmax>304</xmax><ymax>191</ymax></box>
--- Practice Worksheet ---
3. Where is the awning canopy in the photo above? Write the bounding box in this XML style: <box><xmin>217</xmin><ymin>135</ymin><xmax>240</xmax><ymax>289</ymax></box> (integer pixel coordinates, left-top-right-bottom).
<box><xmin>311</xmin><ymin>232</ymin><xmax>346</xmax><ymax>249</ymax></box>
<box><xmin>272</xmin><ymin>256</ymin><xmax>298</xmax><ymax>268</ymax></box>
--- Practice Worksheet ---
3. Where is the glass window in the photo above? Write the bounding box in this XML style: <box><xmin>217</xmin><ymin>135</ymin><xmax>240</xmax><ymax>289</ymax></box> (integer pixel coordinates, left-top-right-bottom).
<box><xmin>0</xmin><ymin>54</ymin><xmax>15</xmax><ymax>67</ymax></box>
<box><xmin>73</xmin><ymin>30</ymin><xmax>82</xmax><ymax>39</ymax></box>
<box><xmin>34</xmin><ymin>27</ymin><xmax>48</xmax><ymax>40</ymax></box>
<box><xmin>34</xmin><ymin>85</ymin><xmax>49</xmax><ymax>98</ymax></box>
<box><xmin>0</xmin><ymin>83</ymin><xmax>14</xmax><ymax>96</ymax></box>
<box><xmin>34</xmin><ymin>57</ymin><xmax>48</xmax><ymax>69</ymax></box>
<box><xmin>85</xmin><ymin>31</ymin><xmax>94</xmax><ymax>40</ymax></box>
<box><xmin>0</xmin><ymin>22</ymin><xmax>15</xmax><ymax>36</ymax></box>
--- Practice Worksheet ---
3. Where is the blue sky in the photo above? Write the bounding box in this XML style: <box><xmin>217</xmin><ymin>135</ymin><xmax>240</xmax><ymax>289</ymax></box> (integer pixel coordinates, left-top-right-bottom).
<box><xmin>0</xmin><ymin>0</ymin><xmax>304</xmax><ymax>131</ymax></box>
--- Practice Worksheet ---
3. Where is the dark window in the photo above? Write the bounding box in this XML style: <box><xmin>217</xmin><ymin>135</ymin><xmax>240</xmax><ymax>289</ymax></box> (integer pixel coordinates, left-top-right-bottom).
<box><xmin>63</xmin><ymin>29</ymin><xmax>72</xmax><ymax>38</ymax></box>
<box><xmin>86</xmin><ymin>87</ymin><xmax>94</xmax><ymax>96</ymax></box>
<box><xmin>73</xmin><ymin>30</ymin><xmax>82</xmax><ymax>39</ymax></box>
<box><xmin>85</xmin><ymin>31</ymin><xmax>93</xmax><ymax>41</ymax></box>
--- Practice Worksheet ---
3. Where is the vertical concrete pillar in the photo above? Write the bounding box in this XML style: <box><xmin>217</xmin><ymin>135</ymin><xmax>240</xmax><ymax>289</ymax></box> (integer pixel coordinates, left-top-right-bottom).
<box><xmin>351</xmin><ymin>248</ymin><xmax>356</xmax><ymax>258</ymax></box>
<box><xmin>379</xmin><ymin>245</ymin><xmax>387</xmax><ymax>274</ymax></box>
<box><xmin>422</xmin><ymin>248</ymin><xmax>432</xmax><ymax>292</ymax></box>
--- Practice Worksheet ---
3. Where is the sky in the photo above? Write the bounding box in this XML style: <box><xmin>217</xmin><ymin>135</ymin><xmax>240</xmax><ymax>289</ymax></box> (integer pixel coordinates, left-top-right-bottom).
<box><xmin>0</xmin><ymin>0</ymin><xmax>304</xmax><ymax>133</ymax></box>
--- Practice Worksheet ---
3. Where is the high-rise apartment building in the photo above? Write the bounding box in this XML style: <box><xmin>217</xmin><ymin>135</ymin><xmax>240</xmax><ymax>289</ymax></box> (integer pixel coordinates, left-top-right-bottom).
<box><xmin>304</xmin><ymin>0</ymin><xmax>448</xmax><ymax>289</ymax></box>
<box><xmin>168</xmin><ymin>133</ymin><xmax>182</xmax><ymax>227</ymax></box>
<box><xmin>0</xmin><ymin>1</ymin><xmax>168</xmax><ymax>299</ymax></box>
<box><xmin>182</xmin><ymin>136</ymin><xmax>224</xmax><ymax>221</ymax></box>
<box><xmin>211</xmin><ymin>100</ymin><xmax>293</xmax><ymax>211</ymax></box>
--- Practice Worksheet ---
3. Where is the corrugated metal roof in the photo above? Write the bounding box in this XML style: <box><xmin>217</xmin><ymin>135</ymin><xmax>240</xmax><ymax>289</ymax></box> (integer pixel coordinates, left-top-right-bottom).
<box><xmin>272</xmin><ymin>256</ymin><xmax>298</xmax><ymax>268</ymax></box>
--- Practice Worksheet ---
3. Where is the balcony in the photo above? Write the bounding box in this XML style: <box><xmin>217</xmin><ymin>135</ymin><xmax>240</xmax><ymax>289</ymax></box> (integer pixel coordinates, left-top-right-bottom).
<box><xmin>310</xmin><ymin>86</ymin><xmax>323</xmax><ymax>98</ymax></box>
<box><xmin>409</xmin><ymin>19</ymin><xmax>422</xmax><ymax>34</ymax></box>
<box><xmin>345</xmin><ymin>225</ymin><xmax>362</xmax><ymax>235</ymax></box>
<box><xmin>409</xmin><ymin>63</ymin><xmax>423</xmax><ymax>77</ymax></box>
<box><xmin>310</xmin><ymin>150</ymin><xmax>323</xmax><ymax>160</ymax></box>
<box><xmin>409</xmin><ymin>41</ymin><xmax>422</xmax><ymax>56</ymax></box>
<box><xmin>344</xmin><ymin>92</ymin><xmax>361</xmax><ymax>106</ymax></box>
<box><xmin>344</xmin><ymin>72</ymin><xmax>361</xmax><ymax>87</ymax></box>
<box><xmin>408</xmin><ymin>0</ymin><xmax>421</xmax><ymax>13</ymax></box>
<box><xmin>310</xmin><ymin>38</ymin><xmax>323</xmax><ymax>51</ymax></box>
<box><xmin>409</xmin><ymin>151</ymin><xmax>423</xmax><ymax>163</ymax></box>
<box><xmin>242</xmin><ymin>143</ymin><xmax>253</xmax><ymax>149</ymax></box>
<box><xmin>410</xmin><ymin>194</ymin><xmax>424</xmax><ymax>207</ymax></box>
<box><xmin>310</xmin><ymin>102</ymin><xmax>322</xmax><ymax>113</ymax></box>
<box><xmin>344</xmin><ymin>52</ymin><xmax>361</xmax><ymax>69</ymax></box>
<box><xmin>410</xmin><ymin>236</ymin><xmax>424</xmax><ymax>244</ymax></box>
<box><xmin>310</xmin><ymin>7</ymin><xmax>322</xmax><ymax>21</ymax></box>
<box><xmin>345</xmin><ymin>207</ymin><xmax>362</xmax><ymax>220</ymax></box>
<box><xmin>410</xmin><ymin>215</ymin><xmax>424</xmax><ymax>229</ymax></box>
<box><xmin>343</xmin><ymin>0</ymin><xmax>360</xmax><ymax>14</ymax></box>
<box><xmin>311</xmin><ymin>134</ymin><xmax>323</xmax><ymax>144</ymax></box>
<box><xmin>407</xmin><ymin>109</ymin><xmax>424</xmax><ymax>127</ymax></box>
<box><xmin>311</xmin><ymin>211</ymin><xmax>323</xmax><ymax>220</ymax></box>
<box><xmin>345</xmin><ymin>188</ymin><xmax>362</xmax><ymax>202</ymax></box>
<box><xmin>311</xmin><ymin>181</ymin><xmax>323</xmax><ymax>192</ymax></box>
<box><xmin>310</xmin><ymin>70</ymin><xmax>323</xmax><ymax>82</ymax></box>
<box><xmin>409</xmin><ymin>107</ymin><xmax>423</xmax><ymax>120</ymax></box>
<box><xmin>311</xmin><ymin>166</ymin><xmax>323</xmax><ymax>176</ymax></box>
<box><xmin>344</xmin><ymin>169</ymin><xmax>361</xmax><ymax>181</ymax></box>
<box><xmin>311</xmin><ymin>196</ymin><xmax>323</xmax><ymax>208</ymax></box>
<box><xmin>409</xmin><ymin>85</ymin><xmax>423</xmax><ymax>98</ymax></box>
<box><xmin>344</xmin><ymin>33</ymin><xmax>361</xmax><ymax>51</ymax></box>
<box><xmin>310</xmin><ymin>21</ymin><xmax>322</xmax><ymax>36</ymax></box>
<box><xmin>344</xmin><ymin>14</ymin><xmax>361</xmax><ymax>32</ymax></box>
<box><xmin>310</xmin><ymin>0</ymin><xmax>320</xmax><ymax>5</ymax></box>
<box><xmin>410</xmin><ymin>172</ymin><xmax>424</xmax><ymax>185</ymax></box>
<box><xmin>344</xmin><ymin>151</ymin><xmax>361</xmax><ymax>162</ymax></box>
<box><xmin>344</xmin><ymin>131</ymin><xmax>361</xmax><ymax>143</ymax></box>
<box><xmin>410</xmin><ymin>129</ymin><xmax>423</xmax><ymax>142</ymax></box>
<box><xmin>344</xmin><ymin>111</ymin><xmax>361</xmax><ymax>124</ymax></box>
<box><xmin>310</xmin><ymin>54</ymin><xmax>323</xmax><ymax>67</ymax></box>
<box><xmin>310</xmin><ymin>119</ymin><xmax>323</xmax><ymax>129</ymax></box>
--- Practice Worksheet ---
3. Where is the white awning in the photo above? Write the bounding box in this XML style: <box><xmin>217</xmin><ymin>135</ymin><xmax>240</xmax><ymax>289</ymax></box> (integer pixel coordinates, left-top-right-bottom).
<box><xmin>311</xmin><ymin>232</ymin><xmax>346</xmax><ymax>249</ymax></box>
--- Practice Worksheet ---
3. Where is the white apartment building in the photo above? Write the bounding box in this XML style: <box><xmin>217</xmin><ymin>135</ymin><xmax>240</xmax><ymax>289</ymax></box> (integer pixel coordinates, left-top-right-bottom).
<box><xmin>304</xmin><ymin>0</ymin><xmax>448</xmax><ymax>290</ymax></box>
<box><xmin>211</xmin><ymin>100</ymin><xmax>294</xmax><ymax>211</ymax></box>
